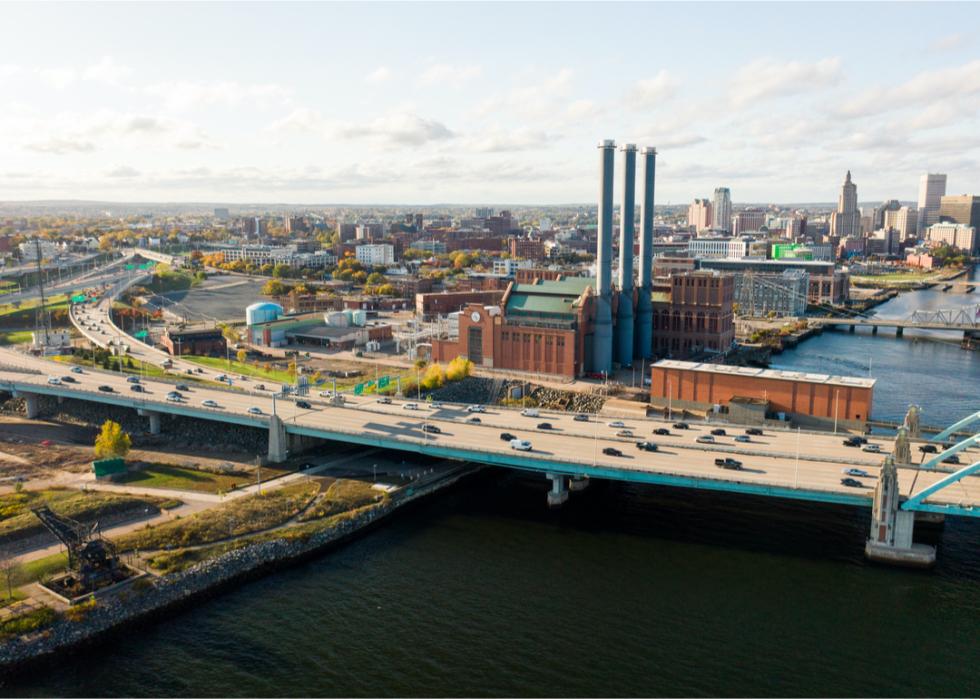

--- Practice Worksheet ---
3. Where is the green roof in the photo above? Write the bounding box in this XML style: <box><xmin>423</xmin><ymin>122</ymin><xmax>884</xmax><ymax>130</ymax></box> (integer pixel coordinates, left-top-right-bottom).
<box><xmin>511</xmin><ymin>277</ymin><xmax>594</xmax><ymax>296</ymax></box>
<box><xmin>507</xmin><ymin>277</ymin><xmax>594</xmax><ymax>318</ymax></box>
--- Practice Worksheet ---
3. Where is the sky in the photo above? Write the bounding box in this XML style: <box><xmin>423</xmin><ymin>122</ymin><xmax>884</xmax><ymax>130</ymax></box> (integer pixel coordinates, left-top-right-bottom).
<box><xmin>1</xmin><ymin>1</ymin><xmax>979</xmax><ymax>206</ymax></box>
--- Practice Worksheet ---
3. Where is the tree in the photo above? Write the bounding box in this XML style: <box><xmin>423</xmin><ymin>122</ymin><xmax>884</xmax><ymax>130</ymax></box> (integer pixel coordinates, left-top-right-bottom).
<box><xmin>421</xmin><ymin>363</ymin><xmax>446</xmax><ymax>391</ymax></box>
<box><xmin>94</xmin><ymin>420</ymin><xmax>131</xmax><ymax>459</ymax></box>
<box><xmin>262</xmin><ymin>279</ymin><xmax>287</xmax><ymax>296</ymax></box>
<box><xmin>366</xmin><ymin>272</ymin><xmax>386</xmax><ymax>285</ymax></box>
<box><xmin>236</xmin><ymin>348</ymin><xmax>248</xmax><ymax>363</ymax></box>
<box><xmin>446</xmin><ymin>356</ymin><xmax>474</xmax><ymax>381</ymax></box>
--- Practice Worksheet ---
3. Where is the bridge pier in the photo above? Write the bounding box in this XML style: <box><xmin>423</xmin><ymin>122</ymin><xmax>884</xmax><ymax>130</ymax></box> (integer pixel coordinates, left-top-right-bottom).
<box><xmin>849</xmin><ymin>325</ymin><xmax>855</xmax><ymax>333</ymax></box>
<box><xmin>267</xmin><ymin>414</ymin><xmax>288</xmax><ymax>464</ymax></box>
<box><xmin>865</xmin><ymin>457</ymin><xmax>936</xmax><ymax>568</ymax></box>
<box><xmin>546</xmin><ymin>473</ymin><xmax>568</xmax><ymax>507</ymax></box>
<box><xmin>871</xmin><ymin>326</ymin><xmax>878</xmax><ymax>336</ymax></box>
<box><xmin>896</xmin><ymin>326</ymin><xmax>904</xmax><ymax>338</ymax></box>
<box><xmin>137</xmin><ymin>409</ymin><xmax>161</xmax><ymax>435</ymax></box>
<box><xmin>568</xmin><ymin>475</ymin><xmax>590</xmax><ymax>492</ymax></box>
<box><xmin>21</xmin><ymin>392</ymin><xmax>39</xmax><ymax>419</ymax></box>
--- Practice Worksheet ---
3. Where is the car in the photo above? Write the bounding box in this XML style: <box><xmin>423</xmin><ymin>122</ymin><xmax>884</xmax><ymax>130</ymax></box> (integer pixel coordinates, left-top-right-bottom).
<box><xmin>602</xmin><ymin>447</ymin><xmax>623</xmax><ymax>457</ymax></box>
<box><xmin>653</xmin><ymin>428</ymin><xmax>671</xmax><ymax>436</ymax></box>
<box><xmin>402</xmin><ymin>402</ymin><xmax>419</xmax><ymax>410</ymax></box>
<box><xmin>636</xmin><ymin>441</ymin><xmax>658</xmax><ymax>452</ymax></box>
<box><xmin>843</xmin><ymin>438</ymin><xmax>861</xmax><ymax>447</ymax></box>
<box><xmin>61</xmin><ymin>376</ymin><xmax>77</xmax><ymax>384</ymax></box>
<box><xmin>734</xmin><ymin>435</ymin><xmax>751</xmax><ymax>443</ymax></box>
<box><xmin>255</xmin><ymin>384</ymin><xmax>266</xmax><ymax>391</ymax></box>
<box><xmin>710</xmin><ymin>428</ymin><xmax>727</xmax><ymax>436</ymax></box>
<box><xmin>377</xmin><ymin>396</ymin><xmax>392</xmax><ymax>404</ymax></box>
<box><xmin>422</xmin><ymin>424</ymin><xmax>441</xmax><ymax>434</ymax></box>
<box><xmin>510</xmin><ymin>439</ymin><xmax>532</xmax><ymax>451</ymax></box>
<box><xmin>166</xmin><ymin>392</ymin><xmax>182</xmax><ymax>403</ymax></box>
<box><xmin>216</xmin><ymin>374</ymin><xmax>227</xmax><ymax>382</ymax></box>
<box><xmin>616</xmin><ymin>430</ymin><xmax>634</xmax><ymax>438</ymax></box>
<box><xmin>745</xmin><ymin>428</ymin><xmax>764</xmax><ymax>436</ymax></box>
<box><xmin>714</xmin><ymin>457</ymin><xmax>743</xmax><ymax>470</ymax></box>
<box><xmin>202</xmin><ymin>399</ymin><xmax>219</xmax><ymax>408</ymax></box>
<box><xmin>673</xmin><ymin>422</ymin><xmax>690</xmax><ymax>430</ymax></box>
<box><xmin>130</xmin><ymin>384</ymin><xmax>144</xmax><ymax>393</ymax></box>
<box><xmin>467</xmin><ymin>416</ymin><xmax>482</xmax><ymax>423</ymax></box>
<box><xmin>98</xmin><ymin>385</ymin><xmax>114</xmax><ymax>392</ymax></box>
<box><xmin>573</xmin><ymin>414</ymin><xmax>589</xmax><ymax>422</ymax></box>
<box><xmin>296</xmin><ymin>400</ymin><xmax>312</xmax><ymax>409</ymax></box>
<box><xmin>943</xmin><ymin>454</ymin><xmax>961</xmax><ymax>464</ymax></box>
<box><xmin>176</xmin><ymin>384</ymin><xmax>190</xmax><ymax>391</ymax></box>
<box><xmin>841</xmin><ymin>477</ymin><xmax>863</xmax><ymax>488</ymax></box>
<box><xmin>520</xmin><ymin>408</ymin><xmax>540</xmax><ymax>417</ymax></box>
<box><xmin>919</xmin><ymin>444</ymin><xmax>938</xmax><ymax>453</ymax></box>
<box><xmin>537</xmin><ymin>422</ymin><xmax>553</xmax><ymax>430</ymax></box>
<box><xmin>70</xmin><ymin>366</ymin><xmax>84</xmax><ymax>374</ymax></box>
<box><xmin>500</xmin><ymin>432</ymin><xmax>517</xmax><ymax>442</ymax></box>
<box><xmin>607</xmin><ymin>421</ymin><xmax>626</xmax><ymax>428</ymax></box>
<box><xmin>248</xmin><ymin>407</ymin><xmax>263</xmax><ymax>415</ymax></box>
<box><xmin>852</xmin><ymin>436</ymin><xmax>868</xmax><ymax>444</ymax></box>
<box><xmin>842</xmin><ymin>468</ymin><xmax>870</xmax><ymax>477</ymax></box>
<box><xmin>466</xmin><ymin>404</ymin><xmax>486</xmax><ymax>413</ymax></box>
<box><xmin>696</xmin><ymin>435</ymin><xmax>715</xmax><ymax>444</ymax></box>
<box><xmin>126</xmin><ymin>376</ymin><xmax>140</xmax><ymax>384</ymax></box>
<box><xmin>431</xmin><ymin>402</ymin><xmax>444</xmax><ymax>409</ymax></box>
<box><xmin>47</xmin><ymin>376</ymin><xmax>62</xmax><ymax>385</ymax></box>
<box><xmin>185</xmin><ymin>369</ymin><xmax>194</xmax><ymax>375</ymax></box>
<box><xmin>862</xmin><ymin>444</ymin><xmax>881</xmax><ymax>453</ymax></box>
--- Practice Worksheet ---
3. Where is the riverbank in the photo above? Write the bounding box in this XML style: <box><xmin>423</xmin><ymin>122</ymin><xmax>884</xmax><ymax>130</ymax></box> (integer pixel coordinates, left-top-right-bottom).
<box><xmin>0</xmin><ymin>463</ymin><xmax>475</xmax><ymax>676</ymax></box>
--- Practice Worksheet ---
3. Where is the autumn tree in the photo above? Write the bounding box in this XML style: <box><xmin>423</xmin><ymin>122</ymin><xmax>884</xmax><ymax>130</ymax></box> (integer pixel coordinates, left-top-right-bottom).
<box><xmin>94</xmin><ymin>420</ymin><xmax>131</xmax><ymax>459</ymax></box>
<box><xmin>236</xmin><ymin>348</ymin><xmax>248</xmax><ymax>363</ymax></box>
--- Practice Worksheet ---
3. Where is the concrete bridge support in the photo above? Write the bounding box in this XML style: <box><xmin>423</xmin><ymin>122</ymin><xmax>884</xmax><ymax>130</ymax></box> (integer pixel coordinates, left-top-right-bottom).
<box><xmin>22</xmin><ymin>392</ymin><xmax>39</xmax><ymax>419</ymax></box>
<box><xmin>547</xmin><ymin>473</ymin><xmax>569</xmax><ymax>507</ymax></box>
<box><xmin>268</xmin><ymin>414</ymin><xmax>288</xmax><ymax>464</ymax></box>
<box><xmin>137</xmin><ymin>408</ymin><xmax>161</xmax><ymax>435</ymax></box>
<box><xmin>871</xmin><ymin>326</ymin><xmax>878</xmax><ymax>336</ymax></box>
<box><xmin>568</xmin><ymin>476</ymin><xmax>590</xmax><ymax>492</ymax></box>
<box><xmin>896</xmin><ymin>326</ymin><xmax>904</xmax><ymax>338</ymax></box>
<box><xmin>849</xmin><ymin>325</ymin><xmax>855</xmax><ymax>333</ymax></box>
<box><xmin>865</xmin><ymin>457</ymin><xmax>936</xmax><ymax>568</ymax></box>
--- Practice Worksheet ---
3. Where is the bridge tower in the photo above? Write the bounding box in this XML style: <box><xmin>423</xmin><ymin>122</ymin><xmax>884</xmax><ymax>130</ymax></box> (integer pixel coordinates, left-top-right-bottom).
<box><xmin>865</xmin><ymin>456</ymin><xmax>936</xmax><ymax>567</ymax></box>
<box><xmin>903</xmin><ymin>404</ymin><xmax>921</xmax><ymax>439</ymax></box>
<box><xmin>893</xmin><ymin>427</ymin><xmax>911</xmax><ymax>465</ymax></box>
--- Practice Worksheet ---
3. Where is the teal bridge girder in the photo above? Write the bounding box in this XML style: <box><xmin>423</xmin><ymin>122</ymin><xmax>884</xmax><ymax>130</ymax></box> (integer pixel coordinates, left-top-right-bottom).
<box><xmin>932</xmin><ymin>411</ymin><xmax>980</xmax><ymax>443</ymax></box>
<box><xmin>920</xmin><ymin>433</ymin><xmax>980</xmax><ymax>470</ymax></box>
<box><xmin>902</xmin><ymin>460</ymin><xmax>980</xmax><ymax>516</ymax></box>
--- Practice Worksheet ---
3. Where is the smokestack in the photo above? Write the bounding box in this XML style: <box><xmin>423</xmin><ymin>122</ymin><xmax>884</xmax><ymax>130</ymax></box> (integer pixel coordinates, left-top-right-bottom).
<box><xmin>634</xmin><ymin>146</ymin><xmax>656</xmax><ymax>361</ymax></box>
<box><xmin>615</xmin><ymin>143</ymin><xmax>637</xmax><ymax>368</ymax></box>
<box><xmin>591</xmin><ymin>139</ymin><xmax>615</xmax><ymax>376</ymax></box>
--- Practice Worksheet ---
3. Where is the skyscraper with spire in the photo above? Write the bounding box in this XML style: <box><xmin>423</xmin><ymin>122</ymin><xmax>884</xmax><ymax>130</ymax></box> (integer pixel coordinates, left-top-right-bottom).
<box><xmin>830</xmin><ymin>170</ymin><xmax>861</xmax><ymax>237</ymax></box>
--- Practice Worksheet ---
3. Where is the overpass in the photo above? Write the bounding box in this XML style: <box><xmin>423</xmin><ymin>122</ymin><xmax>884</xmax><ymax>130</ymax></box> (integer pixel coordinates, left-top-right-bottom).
<box><xmin>810</xmin><ymin>303</ymin><xmax>980</xmax><ymax>340</ymax></box>
<box><xmin>0</xmin><ymin>346</ymin><xmax>976</xmax><ymax>567</ymax></box>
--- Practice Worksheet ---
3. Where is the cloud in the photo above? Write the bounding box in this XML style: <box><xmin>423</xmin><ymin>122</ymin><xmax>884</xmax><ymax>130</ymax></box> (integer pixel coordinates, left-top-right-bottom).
<box><xmin>144</xmin><ymin>80</ymin><xmax>291</xmax><ymax>111</ymax></box>
<box><xmin>25</xmin><ymin>137</ymin><xmax>95</xmax><ymax>154</ymax></box>
<box><xmin>465</xmin><ymin>127</ymin><xmax>555</xmax><ymax>153</ymax></box>
<box><xmin>930</xmin><ymin>33</ymin><xmax>964</xmax><ymax>52</ymax></box>
<box><xmin>474</xmin><ymin>68</ymin><xmax>574</xmax><ymax>119</ymax></box>
<box><xmin>730</xmin><ymin>57</ymin><xmax>842</xmax><ymax>106</ymax></box>
<box><xmin>38</xmin><ymin>67</ymin><xmax>77</xmax><ymax>90</ymax></box>
<box><xmin>366</xmin><ymin>66</ymin><xmax>391</xmax><ymax>83</ymax></box>
<box><xmin>82</xmin><ymin>56</ymin><xmax>132</xmax><ymax>85</ymax></box>
<box><xmin>106</xmin><ymin>165</ymin><xmax>140</xmax><ymax>178</ymax></box>
<box><xmin>417</xmin><ymin>63</ymin><xmax>481</xmax><ymax>87</ymax></box>
<box><xmin>566</xmin><ymin>99</ymin><xmax>600</xmax><ymax>119</ymax></box>
<box><xmin>337</xmin><ymin>111</ymin><xmax>455</xmax><ymax>146</ymax></box>
<box><xmin>833</xmin><ymin>59</ymin><xmax>980</xmax><ymax>119</ymax></box>
<box><xmin>626</xmin><ymin>70</ymin><xmax>680</xmax><ymax>108</ymax></box>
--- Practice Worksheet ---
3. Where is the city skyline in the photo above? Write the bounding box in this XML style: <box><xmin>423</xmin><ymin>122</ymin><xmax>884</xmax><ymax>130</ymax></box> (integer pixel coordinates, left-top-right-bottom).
<box><xmin>1</xmin><ymin>2</ymin><xmax>979</xmax><ymax>205</ymax></box>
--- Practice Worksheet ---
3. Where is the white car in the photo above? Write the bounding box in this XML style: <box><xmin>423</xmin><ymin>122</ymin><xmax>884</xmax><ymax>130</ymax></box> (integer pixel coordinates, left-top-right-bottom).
<box><xmin>862</xmin><ymin>444</ymin><xmax>881</xmax><ymax>453</ymax></box>
<box><xmin>403</xmin><ymin>402</ymin><xmax>419</xmax><ymax>410</ymax></box>
<box><xmin>319</xmin><ymin>390</ymin><xmax>335</xmax><ymax>398</ymax></box>
<box><xmin>510</xmin><ymin>439</ymin><xmax>532</xmax><ymax>451</ymax></box>
<box><xmin>607</xmin><ymin>421</ymin><xmax>625</xmax><ymax>428</ymax></box>
<box><xmin>47</xmin><ymin>376</ymin><xmax>62</xmax><ymax>385</ymax></box>
<box><xmin>201</xmin><ymin>399</ymin><xmax>220</xmax><ymax>408</ymax></box>
<box><xmin>248</xmin><ymin>406</ymin><xmax>263</xmax><ymax>415</ymax></box>
<box><xmin>842</xmin><ymin>467</ymin><xmax>871</xmax><ymax>477</ymax></box>
<box><xmin>166</xmin><ymin>393</ymin><xmax>182</xmax><ymax>403</ymax></box>
<box><xmin>520</xmin><ymin>408</ymin><xmax>540</xmax><ymax>417</ymax></box>
<box><xmin>466</xmin><ymin>405</ymin><xmax>486</xmax><ymax>413</ymax></box>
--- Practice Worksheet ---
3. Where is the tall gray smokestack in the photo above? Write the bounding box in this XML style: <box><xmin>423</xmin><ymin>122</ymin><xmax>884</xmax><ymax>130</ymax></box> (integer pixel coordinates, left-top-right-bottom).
<box><xmin>634</xmin><ymin>146</ymin><xmax>656</xmax><ymax>360</ymax></box>
<box><xmin>591</xmin><ymin>139</ymin><xmax>615</xmax><ymax>376</ymax></box>
<box><xmin>614</xmin><ymin>143</ymin><xmax>637</xmax><ymax>367</ymax></box>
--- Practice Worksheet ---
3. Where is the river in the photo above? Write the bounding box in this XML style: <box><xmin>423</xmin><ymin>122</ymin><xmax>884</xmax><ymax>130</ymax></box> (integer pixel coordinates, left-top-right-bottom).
<box><xmin>5</xmin><ymin>271</ymin><xmax>979</xmax><ymax>697</ymax></box>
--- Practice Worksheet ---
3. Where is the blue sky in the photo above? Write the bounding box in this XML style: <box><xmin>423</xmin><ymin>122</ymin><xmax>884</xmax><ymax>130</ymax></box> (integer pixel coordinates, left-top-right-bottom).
<box><xmin>1</xmin><ymin>2</ymin><xmax>979</xmax><ymax>205</ymax></box>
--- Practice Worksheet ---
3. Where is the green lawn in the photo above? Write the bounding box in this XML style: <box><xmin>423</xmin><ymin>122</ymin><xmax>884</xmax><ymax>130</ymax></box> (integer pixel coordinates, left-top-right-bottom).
<box><xmin>851</xmin><ymin>271</ymin><xmax>944</xmax><ymax>285</ymax></box>
<box><xmin>114</xmin><ymin>463</ymin><xmax>287</xmax><ymax>494</ymax></box>
<box><xmin>184</xmin><ymin>355</ymin><xmax>296</xmax><ymax>384</ymax></box>
<box><xmin>0</xmin><ymin>330</ymin><xmax>35</xmax><ymax>346</ymax></box>
<box><xmin>0</xmin><ymin>294</ymin><xmax>71</xmax><ymax>319</ymax></box>
<box><xmin>8</xmin><ymin>552</ymin><xmax>69</xmax><ymax>588</ymax></box>
<box><xmin>51</xmin><ymin>354</ymin><xmax>208</xmax><ymax>383</ymax></box>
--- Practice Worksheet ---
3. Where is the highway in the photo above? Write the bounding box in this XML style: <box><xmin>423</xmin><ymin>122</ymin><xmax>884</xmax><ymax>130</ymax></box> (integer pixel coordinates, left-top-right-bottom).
<box><xmin>1</xmin><ymin>347</ymin><xmax>977</xmax><ymax>514</ymax></box>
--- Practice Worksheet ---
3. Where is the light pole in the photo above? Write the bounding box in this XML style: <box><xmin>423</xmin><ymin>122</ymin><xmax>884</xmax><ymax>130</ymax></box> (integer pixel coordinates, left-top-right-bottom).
<box><xmin>667</xmin><ymin>378</ymin><xmax>672</xmax><ymax>421</ymax></box>
<box><xmin>834</xmin><ymin>389</ymin><xmax>840</xmax><ymax>434</ymax></box>
<box><xmin>794</xmin><ymin>426</ymin><xmax>800</xmax><ymax>488</ymax></box>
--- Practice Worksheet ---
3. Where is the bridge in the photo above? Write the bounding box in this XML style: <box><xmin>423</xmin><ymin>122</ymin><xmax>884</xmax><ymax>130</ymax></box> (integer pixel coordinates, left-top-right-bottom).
<box><xmin>810</xmin><ymin>303</ymin><xmax>980</xmax><ymax>340</ymax></box>
<box><xmin>0</xmin><ymin>346</ymin><xmax>976</xmax><ymax>568</ymax></box>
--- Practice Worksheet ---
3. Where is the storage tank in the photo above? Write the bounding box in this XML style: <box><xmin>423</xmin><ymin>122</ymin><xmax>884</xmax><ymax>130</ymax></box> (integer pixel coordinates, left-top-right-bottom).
<box><xmin>325</xmin><ymin>311</ymin><xmax>348</xmax><ymax>327</ymax></box>
<box><xmin>351</xmin><ymin>309</ymin><xmax>367</xmax><ymax>326</ymax></box>
<box><xmin>246</xmin><ymin>302</ymin><xmax>283</xmax><ymax>326</ymax></box>
<box><xmin>343</xmin><ymin>309</ymin><xmax>355</xmax><ymax>326</ymax></box>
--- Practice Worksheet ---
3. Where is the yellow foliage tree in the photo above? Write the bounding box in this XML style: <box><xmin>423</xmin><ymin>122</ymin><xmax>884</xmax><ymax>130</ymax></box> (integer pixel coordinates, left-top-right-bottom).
<box><xmin>421</xmin><ymin>363</ymin><xmax>446</xmax><ymax>391</ymax></box>
<box><xmin>94</xmin><ymin>420</ymin><xmax>131</xmax><ymax>459</ymax></box>
<box><xmin>446</xmin><ymin>356</ymin><xmax>474</xmax><ymax>381</ymax></box>
<box><xmin>236</xmin><ymin>348</ymin><xmax>248</xmax><ymax>363</ymax></box>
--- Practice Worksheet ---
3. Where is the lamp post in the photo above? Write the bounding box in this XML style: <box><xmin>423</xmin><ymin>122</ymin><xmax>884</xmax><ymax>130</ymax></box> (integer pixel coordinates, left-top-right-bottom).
<box><xmin>834</xmin><ymin>389</ymin><xmax>840</xmax><ymax>434</ymax></box>
<box><xmin>667</xmin><ymin>378</ymin><xmax>672</xmax><ymax>421</ymax></box>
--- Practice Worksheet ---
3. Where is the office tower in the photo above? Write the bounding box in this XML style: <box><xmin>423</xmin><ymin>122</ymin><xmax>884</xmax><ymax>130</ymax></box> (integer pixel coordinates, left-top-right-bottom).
<box><xmin>688</xmin><ymin>198</ymin><xmax>712</xmax><ymax>232</ymax></box>
<box><xmin>615</xmin><ymin>144</ymin><xmax>637</xmax><ymax>368</ymax></box>
<box><xmin>591</xmin><ymin>140</ymin><xmax>616</xmax><ymax>375</ymax></box>
<box><xmin>634</xmin><ymin>147</ymin><xmax>656</xmax><ymax>361</ymax></box>
<box><xmin>917</xmin><ymin>173</ymin><xmax>947</xmax><ymax>234</ymax></box>
<box><xmin>882</xmin><ymin>206</ymin><xmax>918</xmax><ymax>240</ymax></box>
<box><xmin>712</xmin><ymin>187</ymin><xmax>732</xmax><ymax>232</ymax></box>
<box><xmin>938</xmin><ymin>194</ymin><xmax>980</xmax><ymax>229</ymax></box>
<box><xmin>830</xmin><ymin>171</ymin><xmax>860</xmax><ymax>237</ymax></box>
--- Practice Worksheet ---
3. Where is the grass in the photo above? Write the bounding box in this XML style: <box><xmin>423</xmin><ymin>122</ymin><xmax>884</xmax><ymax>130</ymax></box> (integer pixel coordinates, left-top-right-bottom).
<box><xmin>0</xmin><ymin>329</ymin><xmax>35</xmax><ymax>346</ymax></box>
<box><xmin>0</xmin><ymin>294</ymin><xmax>71</xmax><ymax>318</ymax></box>
<box><xmin>850</xmin><ymin>270</ymin><xmax>945</xmax><ymax>286</ymax></box>
<box><xmin>184</xmin><ymin>355</ymin><xmax>296</xmax><ymax>384</ymax></box>
<box><xmin>114</xmin><ymin>481</ymin><xmax>320</xmax><ymax>551</ymax></box>
<box><xmin>298</xmin><ymin>479</ymin><xmax>385</xmax><ymax>521</ymax></box>
<box><xmin>0</xmin><ymin>605</ymin><xmax>59</xmax><ymax>640</ymax></box>
<box><xmin>115</xmin><ymin>463</ymin><xmax>285</xmax><ymax>494</ymax></box>
<box><xmin>0</xmin><ymin>488</ymin><xmax>175</xmax><ymax>543</ymax></box>
<box><xmin>51</xmin><ymin>354</ymin><xmax>208</xmax><ymax>383</ymax></box>
<box><xmin>0</xmin><ymin>589</ymin><xmax>27</xmax><ymax>609</ymax></box>
<box><xmin>7</xmin><ymin>552</ymin><xmax>69</xmax><ymax>588</ymax></box>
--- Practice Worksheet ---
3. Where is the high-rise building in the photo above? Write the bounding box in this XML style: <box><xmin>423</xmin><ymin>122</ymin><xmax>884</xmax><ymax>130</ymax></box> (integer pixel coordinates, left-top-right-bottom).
<box><xmin>830</xmin><ymin>171</ymin><xmax>860</xmax><ymax>237</ymax></box>
<box><xmin>688</xmin><ymin>198</ymin><xmax>713</xmax><ymax>232</ymax></box>
<box><xmin>882</xmin><ymin>206</ymin><xmax>918</xmax><ymax>240</ymax></box>
<box><xmin>938</xmin><ymin>194</ymin><xmax>980</xmax><ymax>229</ymax></box>
<box><xmin>732</xmin><ymin>209</ymin><xmax>767</xmax><ymax>236</ymax></box>
<box><xmin>926</xmin><ymin>222</ymin><xmax>977</xmax><ymax>254</ymax></box>
<box><xmin>874</xmin><ymin>199</ymin><xmax>901</xmax><ymax>230</ymax></box>
<box><xmin>712</xmin><ymin>188</ymin><xmax>732</xmax><ymax>232</ymax></box>
<box><xmin>917</xmin><ymin>173</ymin><xmax>947</xmax><ymax>235</ymax></box>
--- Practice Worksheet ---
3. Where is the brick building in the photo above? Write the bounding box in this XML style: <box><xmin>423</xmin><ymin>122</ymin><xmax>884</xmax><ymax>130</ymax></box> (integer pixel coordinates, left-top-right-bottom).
<box><xmin>508</xmin><ymin>237</ymin><xmax>545</xmax><ymax>260</ymax></box>
<box><xmin>161</xmin><ymin>327</ymin><xmax>226</xmax><ymax>356</ymax></box>
<box><xmin>651</xmin><ymin>271</ymin><xmax>735</xmax><ymax>359</ymax></box>
<box><xmin>415</xmin><ymin>289</ymin><xmax>505</xmax><ymax>320</ymax></box>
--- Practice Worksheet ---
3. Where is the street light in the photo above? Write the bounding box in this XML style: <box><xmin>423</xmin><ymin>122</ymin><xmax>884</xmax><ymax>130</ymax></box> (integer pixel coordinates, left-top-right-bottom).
<box><xmin>834</xmin><ymin>389</ymin><xmax>840</xmax><ymax>434</ymax></box>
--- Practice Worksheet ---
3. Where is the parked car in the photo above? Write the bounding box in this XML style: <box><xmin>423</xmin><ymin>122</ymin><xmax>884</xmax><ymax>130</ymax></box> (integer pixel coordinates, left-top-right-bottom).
<box><xmin>607</xmin><ymin>421</ymin><xmax>626</xmax><ymax>428</ymax></box>
<box><xmin>500</xmin><ymin>432</ymin><xmax>516</xmax><ymax>442</ymax></box>
<box><xmin>248</xmin><ymin>407</ymin><xmax>263</xmax><ymax>415</ymax></box>
<box><xmin>130</xmin><ymin>384</ymin><xmax>144</xmax><ymax>393</ymax></box>
<box><xmin>520</xmin><ymin>408</ymin><xmax>540</xmax><ymax>417</ymax></box>
<box><xmin>422</xmin><ymin>424</ymin><xmax>441</xmax><ymax>434</ymax></box>
<box><xmin>842</xmin><ymin>468</ymin><xmax>870</xmax><ymax>477</ymax></box>
<box><xmin>862</xmin><ymin>444</ymin><xmax>881</xmax><ymax>453</ymax></box>
<box><xmin>918</xmin><ymin>444</ymin><xmax>938</xmax><ymax>454</ymax></box>
<box><xmin>696</xmin><ymin>435</ymin><xmax>715</xmax><ymax>444</ymax></box>
<box><xmin>602</xmin><ymin>447</ymin><xmax>623</xmax><ymax>457</ymax></box>
<box><xmin>537</xmin><ymin>422</ymin><xmax>553</xmax><ymax>430</ymax></box>
<box><xmin>616</xmin><ymin>430</ymin><xmax>634</xmax><ymax>438</ymax></box>
<box><xmin>70</xmin><ymin>366</ymin><xmax>84</xmax><ymax>374</ymax></box>
<box><xmin>734</xmin><ymin>435</ymin><xmax>751</xmax><ymax>443</ymax></box>
<box><xmin>97</xmin><ymin>385</ymin><xmax>114</xmax><ymax>393</ymax></box>
<box><xmin>61</xmin><ymin>376</ymin><xmax>77</xmax><ymax>384</ymax></box>
<box><xmin>745</xmin><ymin>428</ymin><xmax>764</xmax><ymax>436</ymax></box>
<box><xmin>841</xmin><ymin>477</ymin><xmax>863</xmax><ymax>488</ymax></box>
<box><xmin>636</xmin><ymin>441</ymin><xmax>658</xmax><ymax>452</ymax></box>
<box><xmin>202</xmin><ymin>399</ymin><xmax>220</xmax><ymax>408</ymax></box>
<box><xmin>510</xmin><ymin>439</ymin><xmax>532</xmax><ymax>451</ymax></box>
<box><xmin>573</xmin><ymin>414</ymin><xmax>590</xmax><ymax>422</ymax></box>
<box><xmin>714</xmin><ymin>457</ymin><xmax>743</xmax><ymax>470</ymax></box>
<box><xmin>653</xmin><ymin>428</ymin><xmax>671</xmax><ymax>436</ymax></box>
<box><xmin>296</xmin><ymin>400</ymin><xmax>312</xmax><ymax>409</ymax></box>
<box><xmin>47</xmin><ymin>376</ymin><xmax>62</xmax><ymax>385</ymax></box>
<box><xmin>710</xmin><ymin>428</ymin><xmax>727</xmax><ymax>436</ymax></box>
<box><xmin>673</xmin><ymin>422</ymin><xmax>690</xmax><ymax>430</ymax></box>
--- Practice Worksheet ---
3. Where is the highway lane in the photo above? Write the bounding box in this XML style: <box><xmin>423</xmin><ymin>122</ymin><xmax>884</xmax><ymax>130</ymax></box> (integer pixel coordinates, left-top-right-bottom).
<box><xmin>2</xmin><ymin>354</ymin><xmax>978</xmax><ymax>511</ymax></box>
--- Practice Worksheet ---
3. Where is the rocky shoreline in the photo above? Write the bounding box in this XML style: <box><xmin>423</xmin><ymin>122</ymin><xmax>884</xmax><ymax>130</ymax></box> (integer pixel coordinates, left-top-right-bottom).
<box><xmin>0</xmin><ymin>466</ymin><xmax>474</xmax><ymax>676</ymax></box>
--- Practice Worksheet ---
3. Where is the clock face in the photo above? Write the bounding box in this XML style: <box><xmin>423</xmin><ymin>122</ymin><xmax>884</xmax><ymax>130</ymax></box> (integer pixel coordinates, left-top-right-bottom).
<box><xmin>470</xmin><ymin>311</ymin><xmax>481</xmax><ymax>323</ymax></box>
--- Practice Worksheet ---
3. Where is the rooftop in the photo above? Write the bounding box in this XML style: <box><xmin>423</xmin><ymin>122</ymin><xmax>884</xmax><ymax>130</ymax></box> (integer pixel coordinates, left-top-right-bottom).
<box><xmin>653</xmin><ymin>359</ymin><xmax>876</xmax><ymax>389</ymax></box>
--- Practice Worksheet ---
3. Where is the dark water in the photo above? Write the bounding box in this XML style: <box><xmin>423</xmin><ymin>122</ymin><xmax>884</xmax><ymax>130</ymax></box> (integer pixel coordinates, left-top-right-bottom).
<box><xmin>6</xmin><ymin>273</ymin><xmax>980</xmax><ymax>698</ymax></box>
